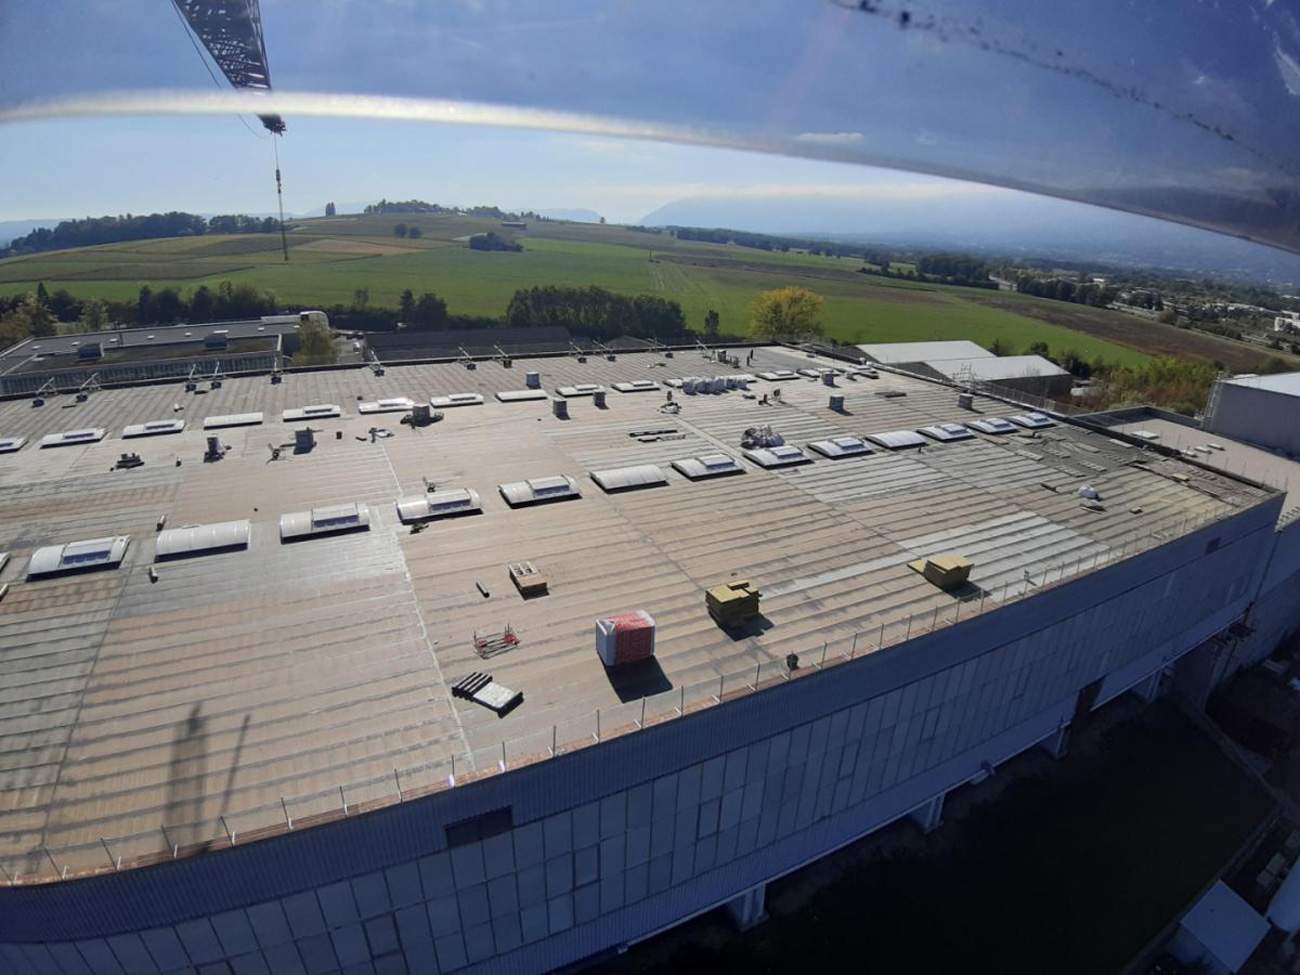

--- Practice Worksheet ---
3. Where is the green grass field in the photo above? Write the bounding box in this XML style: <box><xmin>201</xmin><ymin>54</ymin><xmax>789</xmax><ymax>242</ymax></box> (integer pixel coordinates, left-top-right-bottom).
<box><xmin>0</xmin><ymin>211</ymin><xmax>1213</xmax><ymax>367</ymax></box>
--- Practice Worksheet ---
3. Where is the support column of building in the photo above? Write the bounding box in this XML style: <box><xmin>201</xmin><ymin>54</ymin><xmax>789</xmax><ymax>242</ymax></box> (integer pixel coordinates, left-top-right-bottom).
<box><xmin>1131</xmin><ymin>669</ymin><xmax>1165</xmax><ymax>704</ymax></box>
<box><xmin>1039</xmin><ymin>723</ymin><xmax>1070</xmax><ymax>759</ymax></box>
<box><xmin>725</xmin><ymin>883</ymin><xmax>768</xmax><ymax>930</ymax></box>
<box><xmin>909</xmin><ymin>792</ymin><xmax>945</xmax><ymax>834</ymax></box>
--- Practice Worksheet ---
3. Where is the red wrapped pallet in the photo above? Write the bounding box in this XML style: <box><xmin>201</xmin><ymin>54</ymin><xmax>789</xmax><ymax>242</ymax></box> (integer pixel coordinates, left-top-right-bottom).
<box><xmin>595</xmin><ymin>610</ymin><xmax>656</xmax><ymax>667</ymax></box>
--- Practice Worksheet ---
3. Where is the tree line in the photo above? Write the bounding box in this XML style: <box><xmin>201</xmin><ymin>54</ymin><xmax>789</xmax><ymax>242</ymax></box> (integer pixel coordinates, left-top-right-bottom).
<box><xmin>505</xmin><ymin>285</ymin><xmax>688</xmax><ymax>341</ymax></box>
<box><xmin>2</xmin><ymin>212</ymin><xmax>280</xmax><ymax>257</ymax></box>
<box><xmin>1013</xmin><ymin>274</ymin><xmax>1121</xmax><ymax>308</ymax></box>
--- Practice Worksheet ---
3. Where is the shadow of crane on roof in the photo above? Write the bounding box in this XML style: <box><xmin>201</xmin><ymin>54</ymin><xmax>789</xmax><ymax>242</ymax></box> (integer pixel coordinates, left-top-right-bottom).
<box><xmin>164</xmin><ymin>703</ymin><xmax>209</xmax><ymax>848</ymax></box>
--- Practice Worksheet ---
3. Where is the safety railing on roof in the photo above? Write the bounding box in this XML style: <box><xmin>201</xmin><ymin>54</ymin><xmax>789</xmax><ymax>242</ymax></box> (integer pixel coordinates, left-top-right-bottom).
<box><xmin>0</xmin><ymin>499</ymin><xmax>1243</xmax><ymax>886</ymax></box>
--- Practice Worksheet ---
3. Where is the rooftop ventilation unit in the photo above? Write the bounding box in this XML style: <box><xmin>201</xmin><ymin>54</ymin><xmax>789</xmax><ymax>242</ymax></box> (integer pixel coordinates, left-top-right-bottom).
<box><xmin>203</xmin><ymin>413</ymin><xmax>264</xmax><ymax>430</ymax></box>
<box><xmin>279</xmin><ymin>503</ymin><xmax>372</xmax><ymax>541</ymax></box>
<box><xmin>0</xmin><ymin>436</ymin><xmax>26</xmax><ymax>454</ymax></box>
<box><xmin>866</xmin><ymin>430</ymin><xmax>927</xmax><ymax>450</ymax></box>
<box><xmin>430</xmin><ymin>393</ymin><xmax>485</xmax><ymax>408</ymax></box>
<box><xmin>919</xmin><ymin>423</ymin><xmax>974</xmax><ymax>443</ymax></box>
<box><xmin>556</xmin><ymin>384</ymin><xmax>604</xmax><ymax>397</ymax></box>
<box><xmin>395</xmin><ymin>488</ymin><xmax>483</xmax><ymax>523</ymax></box>
<box><xmin>498</xmin><ymin>475</ymin><xmax>582</xmax><ymax>507</ymax></box>
<box><xmin>612</xmin><ymin>380</ymin><xmax>661</xmax><ymax>393</ymax></box>
<box><xmin>155</xmin><ymin>520</ymin><xmax>251</xmax><ymax>560</ymax></box>
<box><xmin>123</xmin><ymin>419</ymin><xmax>186</xmax><ymax>438</ymax></box>
<box><xmin>496</xmin><ymin>389</ymin><xmax>549</xmax><ymax>403</ymax></box>
<box><xmin>743</xmin><ymin>444</ymin><xmax>813</xmax><ymax>468</ymax></box>
<box><xmin>808</xmin><ymin>436</ymin><xmax>874</xmax><ymax>458</ymax></box>
<box><xmin>282</xmin><ymin>404</ymin><xmax>342</xmax><ymax>422</ymax></box>
<box><xmin>28</xmin><ymin>535</ymin><xmax>130</xmax><ymax>577</ymax></box>
<box><xmin>77</xmin><ymin>342</ymin><xmax>103</xmax><ymax>360</ymax></box>
<box><xmin>758</xmin><ymin>370</ymin><xmax>799</xmax><ymax>381</ymax></box>
<box><xmin>672</xmin><ymin>452</ymin><xmax>746</xmax><ymax>479</ymax></box>
<box><xmin>39</xmin><ymin>428</ymin><xmax>106</xmax><ymax>448</ymax></box>
<box><xmin>357</xmin><ymin>397</ymin><xmax>415</xmax><ymax>414</ymax></box>
<box><xmin>967</xmin><ymin>417</ymin><xmax>1018</xmax><ymax>435</ymax></box>
<box><xmin>1009</xmin><ymin>412</ymin><xmax>1055</xmax><ymax>429</ymax></box>
<box><xmin>589</xmin><ymin>464</ymin><xmax>669</xmax><ymax>493</ymax></box>
<box><xmin>204</xmin><ymin>332</ymin><xmax>229</xmax><ymax>350</ymax></box>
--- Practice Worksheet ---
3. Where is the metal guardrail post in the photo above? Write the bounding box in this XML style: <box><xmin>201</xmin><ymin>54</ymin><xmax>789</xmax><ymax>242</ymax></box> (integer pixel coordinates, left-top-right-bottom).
<box><xmin>394</xmin><ymin>768</ymin><xmax>403</xmax><ymax>800</ymax></box>
<box><xmin>101</xmin><ymin>837</ymin><xmax>120</xmax><ymax>870</ymax></box>
<box><xmin>340</xmin><ymin>785</ymin><xmax>349</xmax><ymax>816</ymax></box>
<box><xmin>282</xmin><ymin>797</ymin><xmax>293</xmax><ymax>830</ymax></box>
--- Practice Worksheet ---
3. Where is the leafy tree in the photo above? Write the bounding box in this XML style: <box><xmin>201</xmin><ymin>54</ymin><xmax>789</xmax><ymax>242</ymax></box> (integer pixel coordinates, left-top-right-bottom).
<box><xmin>505</xmin><ymin>285</ymin><xmax>687</xmax><ymax>341</ymax></box>
<box><xmin>324</xmin><ymin>202</ymin><xmax>336</xmax><ymax>217</ymax></box>
<box><xmin>413</xmin><ymin>292</ymin><xmax>448</xmax><ymax>329</ymax></box>
<box><xmin>467</xmin><ymin>231</ymin><xmax>523</xmax><ymax>252</ymax></box>
<box><xmin>399</xmin><ymin>289</ymin><xmax>416</xmax><ymax>322</ymax></box>
<box><xmin>189</xmin><ymin>285</ymin><xmax>215</xmax><ymax>322</ymax></box>
<box><xmin>47</xmin><ymin>289</ymin><xmax>81</xmax><ymax>322</ymax></box>
<box><xmin>4</xmin><ymin>293</ymin><xmax>56</xmax><ymax>338</ymax></box>
<box><xmin>352</xmin><ymin>288</ymin><xmax>370</xmax><ymax>312</ymax></box>
<box><xmin>153</xmin><ymin>287</ymin><xmax>184</xmax><ymax>325</ymax></box>
<box><xmin>81</xmin><ymin>298</ymin><xmax>108</xmax><ymax>332</ymax></box>
<box><xmin>703</xmin><ymin>309</ymin><xmax>720</xmax><ymax>337</ymax></box>
<box><xmin>136</xmin><ymin>286</ymin><xmax>154</xmax><ymax>325</ymax></box>
<box><xmin>394</xmin><ymin>222</ymin><xmax>408</xmax><ymax>238</ymax></box>
<box><xmin>407</xmin><ymin>226</ymin><xmax>423</xmax><ymax>239</ymax></box>
<box><xmin>1026</xmin><ymin>341</ymin><xmax>1051</xmax><ymax>359</ymax></box>
<box><xmin>35</xmin><ymin>282</ymin><xmax>50</xmax><ymax>306</ymax></box>
<box><xmin>988</xmin><ymin>338</ymin><xmax>1013</xmax><ymax>356</ymax></box>
<box><xmin>295</xmin><ymin>318</ymin><xmax>337</xmax><ymax>366</ymax></box>
<box><xmin>750</xmin><ymin>287</ymin><xmax>824</xmax><ymax>341</ymax></box>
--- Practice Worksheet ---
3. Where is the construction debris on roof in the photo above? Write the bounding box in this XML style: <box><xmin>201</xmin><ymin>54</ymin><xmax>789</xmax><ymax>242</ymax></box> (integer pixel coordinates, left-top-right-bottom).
<box><xmin>452</xmin><ymin>672</ymin><xmax>524</xmax><ymax>715</ymax></box>
<box><xmin>509</xmin><ymin>561</ymin><xmax>548</xmax><ymax>597</ymax></box>
<box><xmin>596</xmin><ymin>611</ymin><xmax>657</xmax><ymax>667</ymax></box>
<box><xmin>907</xmin><ymin>554</ymin><xmax>974</xmax><ymax>591</ymax></box>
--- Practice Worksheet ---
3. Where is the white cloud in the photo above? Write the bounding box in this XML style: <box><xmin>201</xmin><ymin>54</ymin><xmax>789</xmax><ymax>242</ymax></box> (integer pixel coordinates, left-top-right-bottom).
<box><xmin>794</xmin><ymin>131</ymin><xmax>865</xmax><ymax>146</ymax></box>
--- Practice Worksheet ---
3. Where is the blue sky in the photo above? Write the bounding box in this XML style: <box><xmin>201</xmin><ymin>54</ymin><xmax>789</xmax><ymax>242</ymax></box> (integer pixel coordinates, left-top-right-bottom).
<box><xmin>3</xmin><ymin>0</ymin><xmax>1300</xmax><ymax>251</ymax></box>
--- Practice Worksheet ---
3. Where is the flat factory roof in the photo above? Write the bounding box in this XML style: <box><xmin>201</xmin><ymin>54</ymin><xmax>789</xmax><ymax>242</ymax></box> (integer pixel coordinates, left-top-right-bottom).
<box><xmin>923</xmin><ymin>354</ymin><xmax>1070</xmax><ymax>382</ymax></box>
<box><xmin>1222</xmin><ymin>371</ymin><xmax>1300</xmax><ymax>396</ymax></box>
<box><xmin>857</xmin><ymin>340</ymin><xmax>993</xmax><ymax>364</ymax></box>
<box><xmin>0</xmin><ymin>346</ymin><xmax>1275</xmax><ymax>875</ymax></box>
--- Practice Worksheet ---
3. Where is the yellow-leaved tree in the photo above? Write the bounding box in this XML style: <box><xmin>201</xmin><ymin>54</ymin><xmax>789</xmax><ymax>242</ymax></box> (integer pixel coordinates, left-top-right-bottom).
<box><xmin>750</xmin><ymin>286</ymin><xmax>825</xmax><ymax>341</ymax></box>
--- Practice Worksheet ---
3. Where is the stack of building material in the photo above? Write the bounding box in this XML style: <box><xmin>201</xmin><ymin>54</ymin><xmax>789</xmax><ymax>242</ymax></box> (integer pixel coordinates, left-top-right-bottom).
<box><xmin>596</xmin><ymin>611</ymin><xmax>656</xmax><ymax>667</ymax></box>
<box><xmin>706</xmin><ymin>580</ymin><xmax>761</xmax><ymax>628</ymax></box>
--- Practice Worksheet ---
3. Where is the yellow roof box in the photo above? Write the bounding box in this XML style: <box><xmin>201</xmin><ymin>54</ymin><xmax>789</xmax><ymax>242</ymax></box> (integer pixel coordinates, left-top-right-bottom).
<box><xmin>907</xmin><ymin>554</ymin><xmax>974</xmax><ymax>591</ymax></box>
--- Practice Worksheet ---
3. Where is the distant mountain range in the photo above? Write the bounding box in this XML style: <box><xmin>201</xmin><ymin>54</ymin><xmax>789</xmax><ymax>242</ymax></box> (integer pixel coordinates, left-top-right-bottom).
<box><xmin>640</xmin><ymin>193</ymin><xmax>1300</xmax><ymax>288</ymax></box>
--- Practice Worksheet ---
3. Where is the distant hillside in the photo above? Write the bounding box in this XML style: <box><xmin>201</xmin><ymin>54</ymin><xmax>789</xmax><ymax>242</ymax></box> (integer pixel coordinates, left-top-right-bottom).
<box><xmin>641</xmin><ymin>193</ymin><xmax>1300</xmax><ymax>288</ymax></box>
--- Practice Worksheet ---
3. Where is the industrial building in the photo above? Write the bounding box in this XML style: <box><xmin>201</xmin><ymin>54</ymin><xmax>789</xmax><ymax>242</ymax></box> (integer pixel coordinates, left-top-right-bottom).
<box><xmin>0</xmin><ymin>344</ymin><xmax>1298</xmax><ymax>974</ymax></box>
<box><xmin>0</xmin><ymin>316</ymin><xmax>319</xmax><ymax>397</ymax></box>
<box><xmin>855</xmin><ymin>341</ymin><xmax>1072</xmax><ymax>398</ymax></box>
<box><xmin>1204</xmin><ymin>371</ymin><xmax>1300</xmax><ymax>458</ymax></box>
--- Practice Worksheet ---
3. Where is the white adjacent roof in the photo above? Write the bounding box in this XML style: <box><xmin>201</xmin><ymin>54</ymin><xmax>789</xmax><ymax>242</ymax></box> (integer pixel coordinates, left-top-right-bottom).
<box><xmin>495</xmin><ymin>390</ymin><xmax>550</xmax><ymax>402</ymax></box>
<box><xmin>499</xmin><ymin>474</ymin><xmax>582</xmax><ymax>506</ymax></box>
<box><xmin>611</xmin><ymin>380</ymin><xmax>661</xmax><ymax>393</ymax></box>
<box><xmin>279</xmin><ymin>503</ymin><xmax>372</xmax><ymax>540</ymax></box>
<box><xmin>395</xmin><ymin>488</ymin><xmax>482</xmax><ymax>523</ymax></box>
<box><xmin>924</xmin><ymin>355</ymin><xmax>1070</xmax><ymax>382</ymax></box>
<box><xmin>919</xmin><ymin>423</ymin><xmax>974</xmax><ymax>442</ymax></box>
<box><xmin>808</xmin><ymin>436</ymin><xmax>873</xmax><ymax>458</ymax></box>
<box><xmin>556</xmin><ymin>384</ymin><xmax>604</xmax><ymax>397</ymax></box>
<box><xmin>857</xmin><ymin>340</ymin><xmax>992</xmax><ymax>364</ymax></box>
<box><xmin>1009</xmin><ymin>411</ymin><xmax>1055</xmax><ymax>429</ymax></box>
<box><xmin>282</xmin><ymin>404</ymin><xmax>343</xmax><ymax>422</ymax></box>
<box><xmin>1180</xmin><ymin>881</ymin><xmax>1268</xmax><ymax>973</ymax></box>
<box><xmin>867</xmin><ymin>430</ymin><xmax>927</xmax><ymax>449</ymax></box>
<box><xmin>155</xmin><ymin>520</ymin><xmax>251</xmax><ymax>559</ymax></box>
<box><xmin>0</xmin><ymin>436</ymin><xmax>26</xmax><ymax>454</ymax></box>
<box><xmin>671</xmin><ymin>453</ymin><xmax>746</xmax><ymax>479</ymax></box>
<box><xmin>743</xmin><ymin>444</ymin><xmax>813</xmax><ymax>468</ymax></box>
<box><xmin>203</xmin><ymin>413</ymin><xmax>264</xmax><ymax>430</ymax></box>
<box><xmin>28</xmin><ymin>536</ymin><xmax>130</xmax><ymax>577</ymax></box>
<box><xmin>967</xmin><ymin>417</ymin><xmax>1018</xmax><ymax>434</ymax></box>
<box><xmin>429</xmin><ymin>393</ymin><xmax>484</xmax><ymax>408</ymax></box>
<box><xmin>123</xmin><ymin>419</ymin><xmax>186</xmax><ymax>438</ymax></box>
<box><xmin>589</xmin><ymin>464</ymin><xmax>669</xmax><ymax>492</ymax></box>
<box><xmin>357</xmin><ymin>397</ymin><xmax>415</xmax><ymax>414</ymax></box>
<box><xmin>1222</xmin><ymin>371</ymin><xmax>1300</xmax><ymax>396</ymax></box>
<box><xmin>39</xmin><ymin>428</ymin><xmax>106</xmax><ymax>448</ymax></box>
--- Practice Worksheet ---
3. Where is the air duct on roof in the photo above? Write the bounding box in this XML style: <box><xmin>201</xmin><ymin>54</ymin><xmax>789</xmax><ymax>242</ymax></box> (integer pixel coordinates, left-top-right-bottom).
<box><xmin>155</xmin><ymin>520</ymin><xmax>251</xmax><ymax>560</ymax></box>
<box><xmin>39</xmin><ymin>428</ymin><xmax>106</xmax><ymax>448</ymax></box>
<box><xmin>395</xmin><ymin>488</ymin><xmax>482</xmax><ymax>523</ymax></box>
<box><xmin>203</xmin><ymin>413</ymin><xmax>264</xmax><ymax>430</ymax></box>
<box><xmin>123</xmin><ymin>420</ymin><xmax>186</xmax><ymax>438</ymax></box>
<box><xmin>808</xmin><ymin>436</ymin><xmax>873</xmax><ymax>458</ymax></box>
<box><xmin>279</xmin><ymin>503</ymin><xmax>372</xmax><ymax>541</ymax></box>
<box><xmin>28</xmin><ymin>536</ymin><xmax>130</xmax><ymax>577</ymax></box>
<box><xmin>672</xmin><ymin>453</ymin><xmax>745</xmax><ymax>479</ymax></box>
<box><xmin>499</xmin><ymin>475</ymin><xmax>581</xmax><ymax>507</ymax></box>
<box><xmin>282</xmin><ymin>404</ymin><xmax>342</xmax><ymax>422</ymax></box>
<box><xmin>589</xmin><ymin>464</ymin><xmax>669</xmax><ymax>493</ymax></box>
